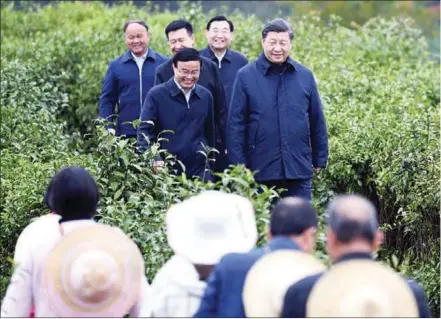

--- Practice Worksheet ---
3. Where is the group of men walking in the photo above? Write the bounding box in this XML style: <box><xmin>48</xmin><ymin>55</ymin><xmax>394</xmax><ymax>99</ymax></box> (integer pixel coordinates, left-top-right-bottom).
<box><xmin>99</xmin><ymin>16</ymin><xmax>329</xmax><ymax>200</ymax></box>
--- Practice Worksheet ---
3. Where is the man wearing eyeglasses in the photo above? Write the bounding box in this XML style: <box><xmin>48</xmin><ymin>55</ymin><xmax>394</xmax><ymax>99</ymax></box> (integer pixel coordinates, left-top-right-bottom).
<box><xmin>99</xmin><ymin>20</ymin><xmax>168</xmax><ymax>138</ymax></box>
<box><xmin>154</xmin><ymin>20</ymin><xmax>227</xmax><ymax>175</ymax></box>
<box><xmin>138</xmin><ymin>48</ymin><xmax>215</xmax><ymax>181</ymax></box>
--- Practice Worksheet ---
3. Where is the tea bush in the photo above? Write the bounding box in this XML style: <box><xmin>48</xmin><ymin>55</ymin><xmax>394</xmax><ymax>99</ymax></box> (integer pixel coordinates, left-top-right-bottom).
<box><xmin>1</xmin><ymin>1</ymin><xmax>439</xmax><ymax>315</ymax></box>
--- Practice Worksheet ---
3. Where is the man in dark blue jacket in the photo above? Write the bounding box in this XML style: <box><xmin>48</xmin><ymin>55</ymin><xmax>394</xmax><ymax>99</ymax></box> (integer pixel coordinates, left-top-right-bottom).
<box><xmin>281</xmin><ymin>194</ymin><xmax>432</xmax><ymax>318</ymax></box>
<box><xmin>99</xmin><ymin>20</ymin><xmax>168</xmax><ymax>137</ymax></box>
<box><xmin>200</xmin><ymin>16</ymin><xmax>248</xmax><ymax>172</ymax></box>
<box><xmin>138</xmin><ymin>48</ymin><xmax>215</xmax><ymax>181</ymax></box>
<box><xmin>154</xmin><ymin>20</ymin><xmax>228</xmax><ymax>174</ymax></box>
<box><xmin>200</xmin><ymin>16</ymin><xmax>248</xmax><ymax>111</ymax></box>
<box><xmin>227</xmin><ymin>18</ymin><xmax>328</xmax><ymax>200</ymax></box>
<box><xmin>194</xmin><ymin>197</ymin><xmax>318</xmax><ymax>317</ymax></box>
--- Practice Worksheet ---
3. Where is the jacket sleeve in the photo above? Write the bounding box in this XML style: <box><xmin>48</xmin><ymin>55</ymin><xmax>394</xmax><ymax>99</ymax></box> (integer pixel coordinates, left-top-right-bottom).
<box><xmin>205</xmin><ymin>93</ymin><xmax>216</xmax><ymax>160</ymax></box>
<box><xmin>308</xmin><ymin>73</ymin><xmax>328</xmax><ymax>168</ymax></box>
<box><xmin>99</xmin><ymin>61</ymin><xmax>118</xmax><ymax>126</ymax></box>
<box><xmin>0</xmin><ymin>230</ymin><xmax>33</xmax><ymax>317</ymax></box>
<box><xmin>211</xmin><ymin>62</ymin><xmax>228</xmax><ymax>146</ymax></box>
<box><xmin>226</xmin><ymin>73</ymin><xmax>248</xmax><ymax>165</ymax></box>
<box><xmin>407</xmin><ymin>280</ymin><xmax>432</xmax><ymax>318</ymax></box>
<box><xmin>154</xmin><ymin>66</ymin><xmax>165</xmax><ymax>86</ymax></box>
<box><xmin>138</xmin><ymin>91</ymin><xmax>158</xmax><ymax>154</ymax></box>
<box><xmin>193</xmin><ymin>265</ymin><xmax>221</xmax><ymax>318</ymax></box>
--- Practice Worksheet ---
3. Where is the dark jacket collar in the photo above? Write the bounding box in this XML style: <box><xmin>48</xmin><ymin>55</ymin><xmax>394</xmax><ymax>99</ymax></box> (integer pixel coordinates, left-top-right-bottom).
<box><xmin>257</xmin><ymin>51</ymin><xmax>296</xmax><ymax>75</ymax></box>
<box><xmin>334</xmin><ymin>252</ymin><xmax>373</xmax><ymax>264</ymax></box>
<box><xmin>165</xmin><ymin>77</ymin><xmax>202</xmax><ymax>99</ymax></box>
<box><xmin>265</xmin><ymin>235</ymin><xmax>301</xmax><ymax>252</ymax></box>
<box><xmin>121</xmin><ymin>47</ymin><xmax>157</xmax><ymax>63</ymax></box>
<box><xmin>201</xmin><ymin>46</ymin><xmax>232</xmax><ymax>63</ymax></box>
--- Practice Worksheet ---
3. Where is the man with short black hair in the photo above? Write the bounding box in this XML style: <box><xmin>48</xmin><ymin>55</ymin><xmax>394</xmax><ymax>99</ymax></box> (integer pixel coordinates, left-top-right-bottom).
<box><xmin>155</xmin><ymin>20</ymin><xmax>227</xmax><ymax>174</ymax></box>
<box><xmin>227</xmin><ymin>18</ymin><xmax>328</xmax><ymax>200</ymax></box>
<box><xmin>200</xmin><ymin>15</ymin><xmax>248</xmax><ymax>172</ymax></box>
<box><xmin>138</xmin><ymin>48</ymin><xmax>215</xmax><ymax>180</ymax></box>
<box><xmin>281</xmin><ymin>194</ymin><xmax>432</xmax><ymax>318</ymax></box>
<box><xmin>201</xmin><ymin>16</ymin><xmax>248</xmax><ymax>108</ymax></box>
<box><xmin>194</xmin><ymin>196</ymin><xmax>318</xmax><ymax>317</ymax></box>
<box><xmin>99</xmin><ymin>20</ymin><xmax>168</xmax><ymax>137</ymax></box>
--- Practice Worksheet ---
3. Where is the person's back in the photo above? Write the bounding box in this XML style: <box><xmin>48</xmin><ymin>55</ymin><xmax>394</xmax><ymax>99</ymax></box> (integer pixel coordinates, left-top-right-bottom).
<box><xmin>147</xmin><ymin>255</ymin><xmax>207</xmax><ymax>317</ymax></box>
<box><xmin>281</xmin><ymin>194</ymin><xmax>432</xmax><ymax>318</ymax></box>
<box><xmin>194</xmin><ymin>197</ymin><xmax>319</xmax><ymax>317</ymax></box>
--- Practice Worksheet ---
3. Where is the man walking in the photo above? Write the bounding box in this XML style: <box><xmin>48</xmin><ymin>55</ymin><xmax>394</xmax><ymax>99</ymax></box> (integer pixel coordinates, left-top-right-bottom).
<box><xmin>138</xmin><ymin>48</ymin><xmax>215</xmax><ymax>181</ymax></box>
<box><xmin>99</xmin><ymin>20</ymin><xmax>168</xmax><ymax>137</ymax></box>
<box><xmin>227</xmin><ymin>18</ymin><xmax>328</xmax><ymax>200</ymax></box>
<box><xmin>155</xmin><ymin>20</ymin><xmax>227</xmax><ymax>173</ymax></box>
<box><xmin>200</xmin><ymin>15</ymin><xmax>248</xmax><ymax>171</ymax></box>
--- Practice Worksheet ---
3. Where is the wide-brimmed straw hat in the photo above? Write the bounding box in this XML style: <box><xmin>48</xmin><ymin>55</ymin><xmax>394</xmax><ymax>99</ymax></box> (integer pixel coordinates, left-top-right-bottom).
<box><xmin>166</xmin><ymin>190</ymin><xmax>258</xmax><ymax>265</ymax></box>
<box><xmin>243</xmin><ymin>250</ymin><xmax>326</xmax><ymax>317</ymax></box>
<box><xmin>42</xmin><ymin>223</ymin><xmax>145</xmax><ymax>317</ymax></box>
<box><xmin>307</xmin><ymin>259</ymin><xmax>419</xmax><ymax>317</ymax></box>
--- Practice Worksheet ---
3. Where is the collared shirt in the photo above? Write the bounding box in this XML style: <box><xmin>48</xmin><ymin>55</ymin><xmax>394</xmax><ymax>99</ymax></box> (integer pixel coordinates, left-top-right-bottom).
<box><xmin>173</xmin><ymin>77</ymin><xmax>195</xmax><ymax>103</ymax></box>
<box><xmin>131</xmin><ymin>48</ymin><xmax>149</xmax><ymax>71</ymax></box>
<box><xmin>214</xmin><ymin>51</ymin><xmax>226</xmax><ymax>68</ymax></box>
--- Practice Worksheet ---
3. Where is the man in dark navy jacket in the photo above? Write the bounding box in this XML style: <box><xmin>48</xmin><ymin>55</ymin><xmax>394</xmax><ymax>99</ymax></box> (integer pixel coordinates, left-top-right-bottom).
<box><xmin>99</xmin><ymin>20</ymin><xmax>168</xmax><ymax>137</ymax></box>
<box><xmin>138</xmin><ymin>48</ymin><xmax>215</xmax><ymax>181</ymax></box>
<box><xmin>200</xmin><ymin>16</ymin><xmax>248</xmax><ymax>172</ymax></box>
<box><xmin>154</xmin><ymin>20</ymin><xmax>228</xmax><ymax>174</ymax></box>
<box><xmin>200</xmin><ymin>16</ymin><xmax>248</xmax><ymax>110</ymax></box>
<box><xmin>227</xmin><ymin>18</ymin><xmax>328</xmax><ymax>200</ymax></box>
<box><xmin>281</xmin><ymin>194</ymin><xmax>432</xmax><ymax>318</ymax></box>
<box><xmin>194</xmin><ymin>197</ymin><xmax>318</xmax><ymax>318</ymax></box>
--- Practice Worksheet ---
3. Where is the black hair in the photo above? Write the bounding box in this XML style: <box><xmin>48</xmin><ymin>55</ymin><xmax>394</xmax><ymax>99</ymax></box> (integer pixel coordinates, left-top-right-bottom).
<box><xmin>44</xmin><ymin>166</ymin><xmax>100</xmax><ymax>220</ymax></box>
<box><xmin>326</xmin><ymin>195</ymin><xmax>379</xmax><ymax>244</ymax></box>
<box><xmin>172</xmin><ymin>48</ymin><xmax>201</xmax><ymax>67</ymax></box>
<box><xmin>165</xmin><ymin>19</ymin><xmax>193</xmax><ymax>39</ymax></box>
<box><xmin>270</xmin><ymin>197</ymin><xmax>318</xmax><ymax>236</ymax></box>
<box><xmin>206</xmin><ymin>15</ymin><xmax>234</xmax><ymax>32</ymax></box>
<box><xmin>123</xmin><ymin>20</ymin><xmax>149</xmax><ymax>33</ymax></box>
<box><xmin>262</xmin><ymin>18</ymin><xmax>294</xmax><ymax>40</ymax></box>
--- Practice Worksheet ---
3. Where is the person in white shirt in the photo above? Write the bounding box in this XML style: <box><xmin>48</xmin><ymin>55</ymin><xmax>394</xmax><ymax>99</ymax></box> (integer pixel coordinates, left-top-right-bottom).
<box><xmin>143</xmin><ymin>191</ymin><xmax>258</xmax><ymax>317</ymax></box>
<box><xmin>0</xmin><ymin>166</ymin><xmax>151</xmax><ymax>317</ymax></box>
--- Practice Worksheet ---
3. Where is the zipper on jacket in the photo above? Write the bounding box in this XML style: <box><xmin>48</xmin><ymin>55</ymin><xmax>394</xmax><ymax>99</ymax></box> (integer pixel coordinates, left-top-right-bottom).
<box><xmin>139</xmin><ymin>66</ymin><xmax>143</xmax><ymax>109</ymax></box>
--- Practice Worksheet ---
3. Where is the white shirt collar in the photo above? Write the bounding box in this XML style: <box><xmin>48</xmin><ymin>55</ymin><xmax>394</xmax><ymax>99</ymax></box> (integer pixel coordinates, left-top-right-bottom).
<box><xmin>174</xmin><ymin>78</ymin><xmax>195</xmax><ymax>102</ymax></box>
<box><xmin>131</xmin><ymin>48</ymin><xmax>149</xmax><ymax>60</ymax></box>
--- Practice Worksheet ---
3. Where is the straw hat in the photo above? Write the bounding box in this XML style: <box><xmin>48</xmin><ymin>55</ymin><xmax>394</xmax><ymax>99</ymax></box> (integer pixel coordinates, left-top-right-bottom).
<box><xmin>242</xmin><ymin>250</ymin><xmax>326</xmax><ymax>317</ymax></box>
<box><xmin>166</xmin><ymin>191</ymin><xmax>258</xmax><ymax>265</ymax></box>
<box><xmin>42</xmin><ymin>223</ymin><xmax>145</xmax><ymax>317</ymax></box>
<box><xmin>307</xmin><ymin>259</ymin><xmax>419</xmax><ymax>317</ymax></box>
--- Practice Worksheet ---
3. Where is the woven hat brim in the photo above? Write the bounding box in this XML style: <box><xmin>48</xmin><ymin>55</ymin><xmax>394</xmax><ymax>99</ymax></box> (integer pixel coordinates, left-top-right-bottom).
<box><xmin>307</xmin><ymin>259</ymin><xmax>419</xmax><ymax>317</ymax></box>
<box><xmin>42</xmin><ymin>224</ymin><xmax>144</xmax><ymax>317</ymax></box>
<box><xmin>243</xmin><ymin>249</ymin><xmax>326</xmax><ymax>317</ymax></box>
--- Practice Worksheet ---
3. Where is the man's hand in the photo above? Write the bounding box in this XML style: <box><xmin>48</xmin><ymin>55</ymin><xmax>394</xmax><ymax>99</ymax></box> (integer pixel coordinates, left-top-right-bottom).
<box><xmin>153</xmin><ymin>160</ymin><xmax>164</xmax><ymax>174</ymax></box>
<box><xmin>314</xmin><ymin>167</ymin><xmax>321</xmax><ymax>174</ymax></box>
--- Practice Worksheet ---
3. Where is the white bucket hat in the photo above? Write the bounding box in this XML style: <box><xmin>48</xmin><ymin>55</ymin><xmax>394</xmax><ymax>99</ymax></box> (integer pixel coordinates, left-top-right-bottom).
<box><xmin>41</xmin><ymin>224</ymin><xmax>145</xmax><ymax>317</ymax></box>
<box><xmin>307</xmin><ymin>259</ymin><xmax>419</xmax><ymax>317</ymax></box>
<box><xmin>166</xmin><ymin>191</ymin><xmax>258</xmax><ymax>265</ymax></box>
<box><xmin>242</xmin><ymin>250</ymin><xmax>326</xmax><ymax>317</ymax></box>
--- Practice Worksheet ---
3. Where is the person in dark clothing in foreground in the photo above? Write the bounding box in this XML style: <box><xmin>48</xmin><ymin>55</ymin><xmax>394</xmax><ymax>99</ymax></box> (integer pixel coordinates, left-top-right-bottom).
<box><xmin>194</xmin><ymin>197</ymin><xmax>318</xmax><ymax>317</ymax></box>
<box><xmin>281</xmin><ymin>194</ymin><xmax>432</xmax><ymax>318</ymax></box>
<box><xmin>138</xmin><ymin>48</ymin><xmax>215</xmax><ymax>181</ymax></box>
